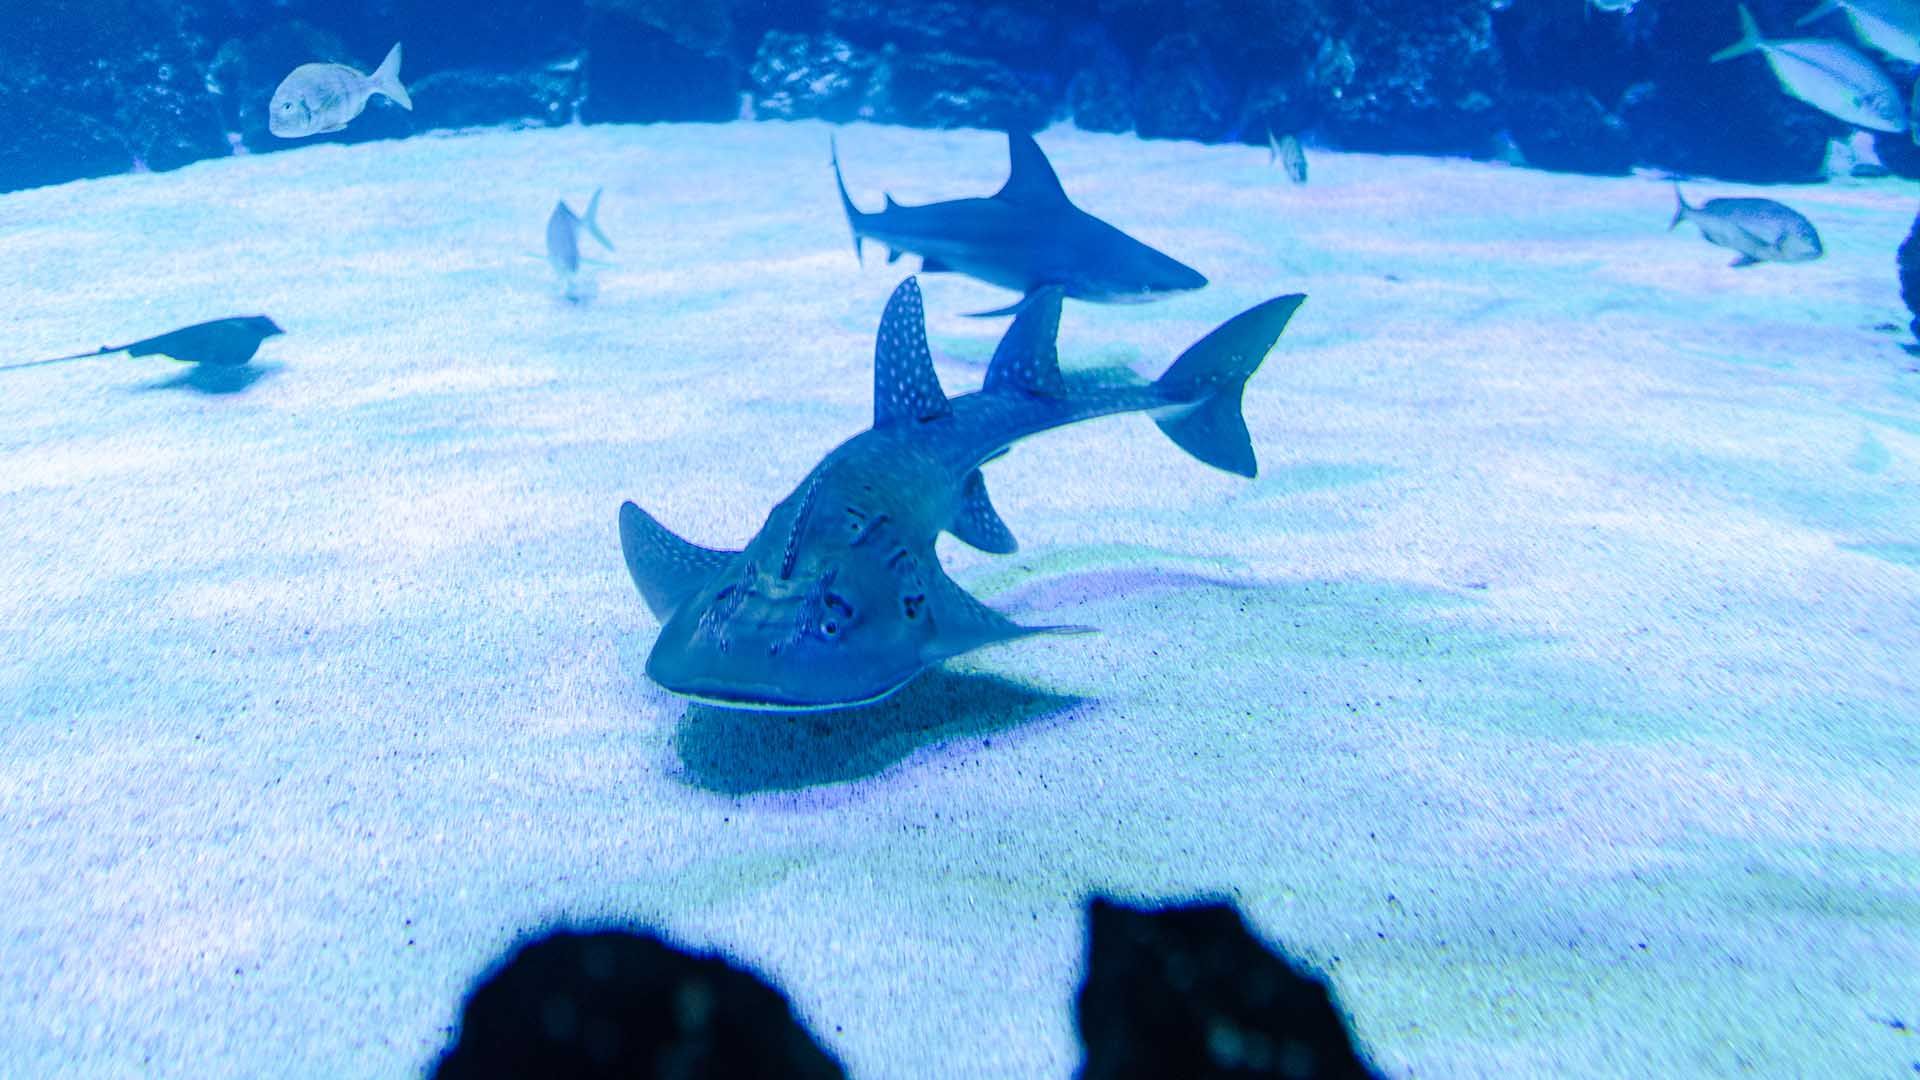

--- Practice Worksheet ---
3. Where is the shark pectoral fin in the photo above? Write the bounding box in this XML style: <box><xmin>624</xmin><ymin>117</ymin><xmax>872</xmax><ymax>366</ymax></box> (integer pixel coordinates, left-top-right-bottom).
<box><xmin>919</xmin><ymin>255</ymin><xmax>953</xmax><ymax>274</ymax></box>
<box><xmin>618</xmin><ymin>500</ymin><xmax>737</xmax><ymax>621</ymax></box>
<box><xmin>872</xmin><ymin>277</ymin><xmax>953</xmax><ymax>426</ymax></box>
<box><xmin>963</xmin><ymin>292</ymin><xmax>1041</xmax><ymax>319</ymax></box>
<box><xmin>993</xmin><ymin>130</ymin><xmax>1071</xmax><ymax>206</ymax></box>
<box><xmin>1729</xmin><ymin>254</ymin><xmax>1761</xmax><ymax>268</ymax></box>
<box><xmin>921</xmin><ymin>571</ymin><xmax>1087</xmax><ymax>664</ymax></box>
<box><xmin>982</xmin><ymin>287</ymin><xmax>1065</xmax><ymax>398</ymax></box>
<box><xmin>950</xmin><ymin>470</ymin><xmax>1018</xmax><ymax>553</ymax></box>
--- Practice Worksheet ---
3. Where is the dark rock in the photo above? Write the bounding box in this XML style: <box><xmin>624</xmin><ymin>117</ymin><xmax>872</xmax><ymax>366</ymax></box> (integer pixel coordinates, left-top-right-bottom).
<box><xmin>223</xmin><ymin>0</ymin><xmax>585</xmax><ymax>75</ymax></box>
<box><xmin>882</xmin><ymin>51</ymin><xmax>1058</xmax><ymax>131</ymax></box>
<box><xmin>1870</xmin><ymin>128</ymin><xmax>1920</xmax><ymax>181</ymax></box>
<box><xmin>1490</xmin><ymin>0</ymin><xmax>1644</xmax><ymax>106</ymax></box>
<box><xmin>0</xmin><ymin>78</ymin><xmax>132</xmax><ymax>193</ymax></box>
<box><xmin>1497</xmin><ymin>0</ymin><xmax>1833</xmax><ymax>182</ymax></box>
<box><xmin>1076</xmin><ymin>897</ymin><xmax>1379</xmax><ymax>1080</ymax></box>
<box><xmin>1064</xmin><ymin>23</ymin><xmax>1133</xmax><ymax>134</ymax></box>
<box><xmin>4</xmin><ymin>0</ymin><xmax>228</xmax><ymax>176</ymax></box>
<box><xmin>581</xmin><ymin>9</ymin><xmax>740</xmax><ymax>125</ymax></box>
<box><xmin>1237</xmin><ymin>81</ymin><xmax>1317</xmax><ymax>150</ymax></box>
<box><xmin>408</xmin><ymin>68</ymin><xmax>579</xmax><ymax>131</ymax></box>
<box><xmin>825</xmin><ymin>0</ymin><xmax>1061</xmax><ymax>68</ymax></box>
<box><xmin>1507</xmin><ymin>89</ymin><xmax>1635</xmax><ymax>175</ymax></box>
<box><xmin>748</xmin><ymin>31</ymin><xmax>878</xmax><ymax>123</ymax></box>
<box><xmin>1134</xmin><ymin>34</ymin><xmax>1232</xmax><ymax>142</ymax></box>
<box><xmin>1316</xmin><ymin>3</ymin><xmax>1506</xmax><ymax>156</ymax></box>
<box><xmin>1617</xmin><ymin>73</ymin><xmax>1833</xmax><ymax>183</ymax></box>
<box><xmin>1899</xmin><ymin>205</ymin><xmax>1920</xmax><ymax>340</ymax></box>
<box><xmin>1185</xmin><ymin>0</ymin><xmax>1335</xmax><ymax>90</ymax></box>
<box><xmin>433</xmin><ymin>927</ymin><xmax>846</xmax><ymax>1080</ymax></box>
<box><xmin>588</xmin><ymin>0</ymin><xmax>735</xmax><ymax>56</ymax></box>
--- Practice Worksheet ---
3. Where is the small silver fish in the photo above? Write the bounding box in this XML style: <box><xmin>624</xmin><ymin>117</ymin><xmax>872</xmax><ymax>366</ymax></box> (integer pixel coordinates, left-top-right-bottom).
<box><xmin>547</xmin><ymin>188</ymin><xmax>614</xmax><ymax>298</ymax></box>
<box><xmin>1669</xmin><ymin>185</ymin><xmax>1824</xmax><ymax>267</ymax></box>
<box><xmin>1267</xmin><ymin>129</ymin><xmax>1308</xmax><ymax>184</ymax></box>
<box><xmin>1798</xmin><ymin>0</ymin><xmax>1920</xmax><ymax>64</ymax></box>
<box><xmin>269</xmin><ymin>42</ymin><xmax>412</xmax><ymax>138</ymax></box>
<box><xmin>1712</xmin><ymin>5</ymin><xmax>1907</xmax><ymax>133</ymax></box>
<box><xmin>1589</xmin><ymin>0</ymin><xmax>1641</xmax><ymax>12</ymax></box>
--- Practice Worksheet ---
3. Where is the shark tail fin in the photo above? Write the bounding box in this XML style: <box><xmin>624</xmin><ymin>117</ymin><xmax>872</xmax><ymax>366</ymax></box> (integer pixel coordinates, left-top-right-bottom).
<box><xmin>1711</xmin><ymin>5</ymin><xmax>1765</xmax><ymax>63</ymax></box>
<box><xmin>582</xmin><ymin>187</ymin><xmax>613</xmax><ymax>251</ymax></box>
<box><xmin>371</xmin><ymin>42</ymin><xmax>411</xmax><ymax>109</ymax></box>
<box><xmin>1152</xmin><ymin>294</ymin><xmax>1306</xmax><ymax>479</ymax></box>
<box><xmin>830</xmin><ymin>134</ymin><xmax>865</xmax><ymax>265</ymax></box>
<box><xmin>619</xmin><ymin>501</ymin><xmax>736</xmax><ymax>622</ymax></box>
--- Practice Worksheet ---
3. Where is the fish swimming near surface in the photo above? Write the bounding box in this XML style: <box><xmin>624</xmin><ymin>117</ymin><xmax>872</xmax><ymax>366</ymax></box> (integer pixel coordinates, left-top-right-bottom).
<box><xmin>1669</xmin><ymin>185</ymin><xmax>1823</xmax><ymax>267</ymax></box>
<box><xmin>4</xmin><ymin>315</ymin><xmax>285</xmax><ymax>372</ymax></box>
<box><xmin>547</xmin><ymin>188</ymin><xmax>614</xmax><ymax>299</ymax></box>
<box><xmin>269</xmin><ymin>42</ymin><xmax>412</xmax><ymax>138</ymax></box>
<box><xmin>1267</xmin><ymin>129</ymin><xmax>1308</xmax><ymax>184</ymax></box>
<box><xmin>618</xmin><ymin>276</ymin><xmax>1305</xmax><ymax>711</ymax></box>
<box><xmin>831</xmin><ymin>131</ymin><xmax>1208</xmax><ymax>317</ymax></box>
<box><xmin>1712</xmin><ymin>5</ymin><xmax>1907</xmax><ymax>133</ymax></box>
<box><xmin>1797</xmin><ymin>0</ymin><xmax>1920</xmax><ymax>64</ymax></box>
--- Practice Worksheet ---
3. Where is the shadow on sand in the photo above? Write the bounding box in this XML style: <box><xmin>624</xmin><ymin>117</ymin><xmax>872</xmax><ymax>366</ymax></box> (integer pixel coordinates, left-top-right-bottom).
<box><xmin>672</xmin><ymin>668</ymin><xmax>1085</xmax><ymax>796</ymax></box>
<box><xmin>135</xmin><ymin>362</ymin><xmax>277</xmax><ymax>395</ymax></box>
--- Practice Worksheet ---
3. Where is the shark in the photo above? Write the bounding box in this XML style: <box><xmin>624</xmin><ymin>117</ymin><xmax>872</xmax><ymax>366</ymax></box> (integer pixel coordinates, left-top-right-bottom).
<box><xmin>618</xmin><ymin>276</ymin><xmax>1305</xmax><ymax>711</ymax></box>
<box><xmin>831</xmin><ymin>131</ymin><xmax>1209</xmax><ymax>317</ymax></box>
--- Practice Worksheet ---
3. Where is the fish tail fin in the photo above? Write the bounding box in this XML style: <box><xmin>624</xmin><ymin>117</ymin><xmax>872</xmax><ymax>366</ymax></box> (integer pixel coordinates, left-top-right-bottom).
<box><xmin>1796</xmin><ymin>0</ymin><xmax>1841</xmax><ymax>27</ymax></box>
<box><xmin>372</xmin><ymin>42</ymin><xmax>412</xmax><ymax>109</ymax></box>
<box><xmin>583</xmin><ymin>186</ymin><xmax>613</xmax><ymax>251</ymax></box>
<box><xmin>1152</xmin><ymin>294</ymin><xmax>1306</xmax><ymax>479</ymax></box>
<box><xmin>831</xmin><ymin>133</ymin><xmax>865</xmax><ymax>265</ymax></box>
<box><xmin>1710</xmin><ymin>5</ymin><xmax>1764</xmax><ymax>63</ymax></box>
<box><xmin>1669</xmin><ymin>183</ymin><xmax>1691</xmax><ymax>230</ymax></box>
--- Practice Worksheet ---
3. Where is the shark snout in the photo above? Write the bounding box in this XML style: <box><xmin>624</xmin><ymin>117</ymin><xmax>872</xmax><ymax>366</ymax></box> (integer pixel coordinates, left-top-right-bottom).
<box><xmin>1150</xmin><ymin>256</ymin><xmax>1208</xmax><ymax>296</ymax></box>
<box><xmin>645</xmin><ymin>581</ymin><xmax>921</xmax><ymax>711</ymax></box>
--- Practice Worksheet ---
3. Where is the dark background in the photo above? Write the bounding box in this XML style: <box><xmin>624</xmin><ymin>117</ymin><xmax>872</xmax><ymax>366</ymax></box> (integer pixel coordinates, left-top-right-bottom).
<box><xmin>4</xmin><ymin>0</ymin><xmax>1914</xmax><ymax>193</ymax></box>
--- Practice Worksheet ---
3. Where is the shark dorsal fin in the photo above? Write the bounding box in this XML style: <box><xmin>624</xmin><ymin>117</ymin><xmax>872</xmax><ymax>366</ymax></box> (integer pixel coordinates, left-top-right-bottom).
<box><xmin>619</xmin><ymin>501</ymin><xmax>737</xmax><ymax>621</ymax></box>
<box><xmin>950</xmin><ymin>469</ymin><xmax>1018</xmax><ymax>553</ymax></box>
<box><xmin>873</xmin><ymin>276</ymin><xmax>951</xmax><ymax>427</ymax></box>
<box><xmin>993</xmin><ymin>131</ymin><xmax>1069</xmax><ymax>206</ymax></box>
<box><xmin>982</xmin><ymin>286</ymin><xmax>1065</xmax><ymax>399</ymax></box>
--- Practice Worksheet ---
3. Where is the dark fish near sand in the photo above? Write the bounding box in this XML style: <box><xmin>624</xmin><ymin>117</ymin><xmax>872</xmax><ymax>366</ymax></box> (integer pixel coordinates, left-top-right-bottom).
<box><xmin>618</xmin><ymin>277</ymin><xmax>1305</xmax><ymax>711</ymax></box>
<box><xmin>1712</xmin><ymin>5</ymin><xmax>1907</xmax><ymax>133</ymax></box>
<box><xmin>1669</xmin><ymin>186</ymin><xmax>1823</xmax><ymax>267</ymax></box>
<box><xmin>269</xmin><ymin>43</ymin><xmax>412</xmax><ymax>138</ymax></box>
<box><xmin>832</xmin><ymin>131</ymin><xmax>1208</xmax><ymax>317</ymax></box>
<box><xmin>3</xmin><ymin>316</ymin><xmax>285</xmax><ymax>372</ymax></box>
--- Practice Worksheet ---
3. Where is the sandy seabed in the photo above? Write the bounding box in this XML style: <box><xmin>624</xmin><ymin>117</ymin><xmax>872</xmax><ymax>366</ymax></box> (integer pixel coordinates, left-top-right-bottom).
<box><xmin>1</xmin><ymin>119</ymin><xmax>1916</xmax><ymax>1078</ymax></box>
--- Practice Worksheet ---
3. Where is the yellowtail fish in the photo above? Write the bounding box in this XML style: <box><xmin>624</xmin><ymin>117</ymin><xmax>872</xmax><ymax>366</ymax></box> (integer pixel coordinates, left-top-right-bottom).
<box><xmin>269</xmin><ymin>42</ymin><xmax>412</xmax><ymax>138</ymax></box>
<box><xmin>1798</xmin><ymin>0</ymin><xmax>1920</xmax><ymax>64</ymax></box>
<box><xmin>1712</xmin><ymin>5</ymin><xmax>1906</xmax><ymax>133</ymax></box>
